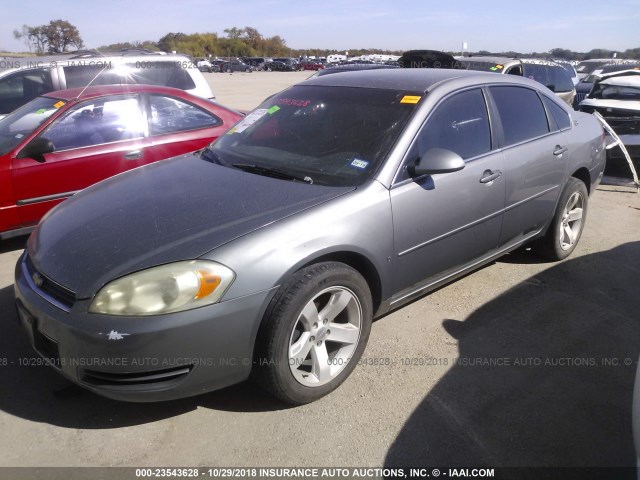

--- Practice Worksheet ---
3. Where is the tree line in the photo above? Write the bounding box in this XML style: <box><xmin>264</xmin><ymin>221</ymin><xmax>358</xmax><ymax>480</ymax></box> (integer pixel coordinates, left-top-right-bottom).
<box><xmin>11</xmin><ymin>20</ymin><xmax>640</xmax><ymax>61</ymax></box>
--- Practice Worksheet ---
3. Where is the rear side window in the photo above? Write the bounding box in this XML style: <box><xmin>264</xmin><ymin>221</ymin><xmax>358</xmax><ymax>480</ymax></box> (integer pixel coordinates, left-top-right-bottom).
<box><xmin>522</xmin><ymin>65</ymin><xmax>574</xmax><ymax>93</ymax></box>
<box><xmin>0</xmin><ymin>69</ymin><xmax>54</xmax><ymax>114</ymax></box>
<box><xmin>542</xmin><ymin>96</ymin><xmax>571</xmax><ymax>131</ymax></box>
<box><xmin>490</xmin><ymin>86</ymin><xmax>549</xmax><ymax>146</ymax></box>
<box><xmin>126</xmin><ymin>62</ymin><xmax>196</xmax><ymax>90</ymax></box>
<box><xmin>149</xmin><ymin>95</ymin><xmax>221</xmax><ymax>135</ymax></box>
<box><xmin>64</xmin><ymin>65</ymin><xmax>127</xmax><ymax>88</ymax></box>
<box><xmin>417</xmin><ymin>88</ymin><xmax>491</xmax><ymax>160</ymax></box>
<box><xmin>64</xmin><ymin>62</ymin><xmax>196</xmax><ymax>91</ymax></box>
<box><xmin>550</xmin><ymin>66</ymin><xmax>574</xmax><ymax>93</ymax></box>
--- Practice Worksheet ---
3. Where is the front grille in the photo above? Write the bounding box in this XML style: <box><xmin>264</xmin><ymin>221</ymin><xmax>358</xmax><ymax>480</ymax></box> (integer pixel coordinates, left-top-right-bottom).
<box><xmin>81</xmin><ymin>365</ymin><xmax>193</xmax><ymax>387</ymax></box>
<box><xmin>25</xmin><ymin>255</ymin><xmax>76</xmax><ymax>309</ymax></box>
<box><xmin>33</xmin><ymin>329</ymin><xmax>61</xmax><ymax>368</ymax></box>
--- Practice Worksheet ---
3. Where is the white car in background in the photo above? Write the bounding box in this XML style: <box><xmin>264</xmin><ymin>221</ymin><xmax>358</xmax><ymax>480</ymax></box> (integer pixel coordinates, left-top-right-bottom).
<box><xmin>0</xmin><ymin>50</ymin><xmax>215</xmax><ymax>118</ymax></box>
<box><xmin>579</xmin><ymin>71</ymin><xmax>640</xmax><ymax>174</ymax></box>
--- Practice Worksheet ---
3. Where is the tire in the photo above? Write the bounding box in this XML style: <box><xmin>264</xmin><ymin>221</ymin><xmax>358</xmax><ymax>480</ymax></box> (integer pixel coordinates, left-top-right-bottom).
<box><xmin>535</xmin><ymin>177</ymin><xmax>588</xmax><ymax>261</ymax></box>
<box><xmin>253</xmin><ymin>262</ymin><xmax>373</xmax><ymax>405</ymax></box>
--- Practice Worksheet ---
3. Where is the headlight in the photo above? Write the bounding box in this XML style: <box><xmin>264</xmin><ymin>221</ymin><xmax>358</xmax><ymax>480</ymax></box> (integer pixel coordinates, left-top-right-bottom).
<box><xmin>89</xmin><ymin>260</ymin><xmax>235</xmax><ymax>316</ymax></box>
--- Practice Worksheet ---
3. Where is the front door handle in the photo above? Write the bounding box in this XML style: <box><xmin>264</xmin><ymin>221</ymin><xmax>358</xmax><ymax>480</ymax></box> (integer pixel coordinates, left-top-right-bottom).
<box><xmin>479</xmin><ymin>169</ymin><xmax>502</xmax><ymax>184</ymax></box>
<box><xmin>124</xmin><ymin>150</ymin><xmax>142</xmax><ymax>160</ymax></box>
<box><xmin>553</xmin><ymin>145</ymin><xmax>568</xmax><ymax>156</ymax></box>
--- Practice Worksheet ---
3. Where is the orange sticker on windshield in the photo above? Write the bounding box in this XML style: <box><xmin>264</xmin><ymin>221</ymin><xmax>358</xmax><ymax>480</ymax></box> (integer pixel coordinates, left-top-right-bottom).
<box><xmin>53</xmin><ymin>101</ymin><xmax>65</xmax><ymax>109</ymax></box>
<box><xmin>400</xmin><ymin>95</ymin><xmax>421</xmax><ymax>104</ymax></box>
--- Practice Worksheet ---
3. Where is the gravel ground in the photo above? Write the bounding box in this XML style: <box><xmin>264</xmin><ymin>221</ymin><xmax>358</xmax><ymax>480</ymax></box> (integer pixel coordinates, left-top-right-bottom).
<box><xmin>0</xmin><ymin>70</ymin><xmax>639</xmax><ymax>472</ymax></box>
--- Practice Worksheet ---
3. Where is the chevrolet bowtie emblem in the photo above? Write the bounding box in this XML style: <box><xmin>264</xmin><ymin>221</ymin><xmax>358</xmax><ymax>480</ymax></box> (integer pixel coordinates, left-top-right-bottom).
<box><xmin>32</xmin><ymin>272</ymin><xmax>44</xmax><ymax>288</ymax></box>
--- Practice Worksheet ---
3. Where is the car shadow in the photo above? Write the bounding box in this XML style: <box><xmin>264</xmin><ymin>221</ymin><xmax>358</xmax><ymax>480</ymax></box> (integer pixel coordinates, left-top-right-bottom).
<box><xmin>0</xmin><ymin>284</ymin><xmax>290</xmax><ymax>429</ymax></box>
<box><xmin>0</xmin><ymin>235</ymin><xmax>28</xmax><ymax>254</ymax></box>
<box><xmin>384</xmin><ymin>242</ymin><xmax>640</xmax><ymax>470</ymax></box>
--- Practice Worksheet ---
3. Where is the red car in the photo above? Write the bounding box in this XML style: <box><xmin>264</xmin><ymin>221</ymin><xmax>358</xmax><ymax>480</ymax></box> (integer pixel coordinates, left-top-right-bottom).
<box><xmin>301</xmin><ymin>61</ymin><xmax>326</xmax><ymax>71</ymax></box>
<box><xmin>0</xmin><ymin>84</ymin><xmax>242</xmax><ymax>239</ymax></box>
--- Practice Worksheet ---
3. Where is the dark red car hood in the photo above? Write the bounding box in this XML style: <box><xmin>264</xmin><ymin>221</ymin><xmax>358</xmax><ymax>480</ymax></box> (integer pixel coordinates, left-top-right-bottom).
<box><xmin>27</xmin><ymin>154</ymin><xmax>353</xmax><ymax>298</ymax></box>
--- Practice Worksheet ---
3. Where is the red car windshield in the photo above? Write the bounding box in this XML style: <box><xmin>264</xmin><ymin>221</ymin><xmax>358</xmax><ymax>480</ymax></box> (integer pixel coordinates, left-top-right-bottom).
<box><xmin>0</xmin><ymin>96</ymin><xmax>64</xmax><ymax>155</ymax></box>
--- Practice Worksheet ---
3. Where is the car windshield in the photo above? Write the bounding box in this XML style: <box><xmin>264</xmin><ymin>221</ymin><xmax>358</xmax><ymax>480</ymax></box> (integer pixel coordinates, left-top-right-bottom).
<box><xmin>204</xmin><ymin>85</ymin><xmax>420</xmax><ymax>187</ymax></box>
<box><xmin>0</xmin><ymin>96</ymin><xmax>63</xmax><ymax>155</ymax></box>
<box><xmin>459</xmin><ymin>60</ymin><xmax>507</xmax><ymax>72</ymax></box>
<box><xmin>590</xmin><ymin>83</ymin><xmax>640</xmax><ymax>101</ymax></box>
<box><xmin>576</xmin><ymin>60</ymin><xmax>609</xmax><ymax>74</ymax></box>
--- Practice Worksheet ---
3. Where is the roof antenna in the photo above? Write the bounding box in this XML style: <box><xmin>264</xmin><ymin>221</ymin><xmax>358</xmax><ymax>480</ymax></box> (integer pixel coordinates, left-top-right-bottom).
<box><xmin>74</xmin><ymin>48</ymin><xmax>116</xmax><ymax>100</ymax></box>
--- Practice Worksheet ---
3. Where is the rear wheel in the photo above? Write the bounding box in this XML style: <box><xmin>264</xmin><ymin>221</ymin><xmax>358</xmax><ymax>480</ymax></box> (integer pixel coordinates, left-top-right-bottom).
<box><xmin>535</xmin><ymin>177</ymin><xmax>588</xmax><ymax>260</ymax></box>
<box><xmin>253</xmin><ymin>262</ymin><xmax>372</xmax><ymax>405</ymax></box>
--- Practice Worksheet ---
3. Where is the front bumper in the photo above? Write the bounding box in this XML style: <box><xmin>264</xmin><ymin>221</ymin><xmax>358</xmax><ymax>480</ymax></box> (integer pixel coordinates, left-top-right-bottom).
<box><xmin>14</xmin><ymin>253</ymin><xmax>276</xmax><ymax>402</ymax></box>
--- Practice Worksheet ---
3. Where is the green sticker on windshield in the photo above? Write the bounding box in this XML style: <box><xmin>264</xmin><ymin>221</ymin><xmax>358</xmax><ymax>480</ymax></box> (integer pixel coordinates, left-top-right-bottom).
<box><xmin>268</xmin><ymin>106</ymin><xmax>280</xmax><ymax>114</ymax></box>
<box><xmin>35</xmin><ymin>108</ymin><xmax>47</xmax><ymax>114</ymax></box>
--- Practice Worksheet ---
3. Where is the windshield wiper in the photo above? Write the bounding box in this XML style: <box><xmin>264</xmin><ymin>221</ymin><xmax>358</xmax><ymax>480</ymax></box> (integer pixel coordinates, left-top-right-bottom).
<box><xmin>200</xmin><ymin>146</ymin><xmax>227</xmax><ymax>165</ymax></box>
<box><xmin>231</xmin><ymin>163</ymin><xmax>314</xmax><ymax>184</ymax></box>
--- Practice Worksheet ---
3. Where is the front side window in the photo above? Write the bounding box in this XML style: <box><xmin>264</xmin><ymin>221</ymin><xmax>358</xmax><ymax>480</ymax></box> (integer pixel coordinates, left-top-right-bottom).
<box><xmin>490</xmin><ymin>86</ymin><xmax>549</xmax><ymax>146</ymax></box>
<box><xmin>149</xmin><ymin>95</ymin><xmax>221</xmax><ymax>135</ymax></box>
<box><xmin>41</xmin><ymin>96</ymin><xmax>144</xmax><ymax>151</ymax></box>
<box><xmin>0</xmin><ymin>69</ymin><xmax>54</xmax><ymax>114</ymax></box>
<box><xmin>415</xmin><ymin>88</ymin><xmax>492</xmax><ymax>161</ymax></box>
<box><xmin>0</xmin><ymin>96</ymin><xmax>62</xmax><ymax>155</ymax></box>
<box><xmin>206</xmin><ymin>85</ymin><xmax>420</xmax><ymax>187</ymax></box>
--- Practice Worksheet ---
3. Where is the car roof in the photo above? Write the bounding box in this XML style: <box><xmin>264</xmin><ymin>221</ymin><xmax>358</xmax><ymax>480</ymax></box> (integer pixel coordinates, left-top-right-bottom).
<box><xmin>599</xmin><ymin>71</ymin><xmax>640</xmax><ymax>87</ymax></box>
<box><xmin>461</xmin><ymin>56</ymin><xmax>519</xmax><ymax>64</ymax></box>
<box><xmin>42</xmin><ymin>84</ymin><xmax>191</xmax><ymax>101</ymax></box>
<box><xmin>0</xmin><ymin>52</ymin><xmax>192</xmax><ymax>75</ymax></box>
<box><xmin>302</xmin><ymin>68</ymin><xmax>539</xmax><ymax>92</ymax></box>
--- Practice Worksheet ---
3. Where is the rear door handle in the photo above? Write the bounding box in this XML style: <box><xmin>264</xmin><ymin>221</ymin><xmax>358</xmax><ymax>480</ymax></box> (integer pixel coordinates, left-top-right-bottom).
<box><xmin>124</xmin><ymin>150</ymin><xmax>142</xmax><ymax>160</ymax></box>
<box><xmin>479</xmin><ymin>169</ymin><xmax>502</xmax><ymax>184</ymax></box>
<box><xmin>553</xmin><ymin>145</ymin><xmax>568</xmax><ymax>156</ymax></box>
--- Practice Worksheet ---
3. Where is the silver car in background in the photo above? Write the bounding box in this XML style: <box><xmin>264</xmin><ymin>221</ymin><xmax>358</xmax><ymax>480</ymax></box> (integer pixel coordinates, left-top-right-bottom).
<box><xmin>15</xmin><ymin>69</ymin><xmax>606</xmax><ymax>405</ymax></box>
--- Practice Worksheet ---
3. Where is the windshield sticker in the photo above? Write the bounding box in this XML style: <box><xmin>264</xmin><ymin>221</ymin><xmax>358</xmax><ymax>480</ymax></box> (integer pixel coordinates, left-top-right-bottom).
<box><xmin>15</xmin><ymin>133</ymin><xmax>24</xmax><ymax>139</ymax></box>
<box><xmin>230</xmin><ymin>108</ymin><xmax>269</xmax><ymax>134</ymax></box>
<box><xmin>489</xmin><ymin>64</ymin><xmax>504</xmax><ymax>71</ymax></box>
<box><xmin>400</xmin><ymin>95</ymin><xmax>422</xmax><ymax>104</ymax></box>
<box><xmin>277</xmin><ymin>98</ymin><xmax>311</xmax><ymax>107</ymax></box>
<box><xmin>35</xmin><ymin>108</ymin><xmax>48</xmax><ymax>114</ymax></box>
<box><xmin>350</xmin><ymin>159</ymin><xmax>369</xmax><ymax>169</ymax></box>
<box><xmin>53</xmin><ymin>101</ymin><xmax>65</xmax><ymax>109</ymax></box>
<box><xmin>268</xmin><ymin>105</ymin><xmax>280</xmax><ymax>114</ymax></box>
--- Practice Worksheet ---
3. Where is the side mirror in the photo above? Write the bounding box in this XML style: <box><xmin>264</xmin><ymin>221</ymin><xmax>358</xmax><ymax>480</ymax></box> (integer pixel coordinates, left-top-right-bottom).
<box><xmin>16</xmin><ymin>137</ymin><xmax>54</xmax><ymax>162</ymax></box>
<box><xmin>408</xmin><ymin>148</ymin><xmax>465</xmax><ymax>177</ymax></box>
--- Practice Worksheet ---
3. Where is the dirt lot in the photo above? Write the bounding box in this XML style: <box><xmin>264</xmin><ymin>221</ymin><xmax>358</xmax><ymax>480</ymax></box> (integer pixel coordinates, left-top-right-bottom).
<box><xmin>1</xmin><ymin>71</ymin><xmax>640</xmax><ymax>471</ymax></box>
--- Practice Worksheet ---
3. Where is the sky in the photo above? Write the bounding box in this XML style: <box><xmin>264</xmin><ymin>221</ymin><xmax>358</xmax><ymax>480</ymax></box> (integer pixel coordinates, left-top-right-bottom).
<box><xmin>1</xmin><ymin>0</ymin><xmax>639</xmax><ymax>54</ymax></box>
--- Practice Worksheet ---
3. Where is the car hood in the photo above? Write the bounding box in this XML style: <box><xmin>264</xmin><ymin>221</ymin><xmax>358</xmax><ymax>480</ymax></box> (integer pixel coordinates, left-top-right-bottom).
<box><xmin>28</xmin><ymin>154</ymin><xmax>354</xmax><ymax>298</ymax></box>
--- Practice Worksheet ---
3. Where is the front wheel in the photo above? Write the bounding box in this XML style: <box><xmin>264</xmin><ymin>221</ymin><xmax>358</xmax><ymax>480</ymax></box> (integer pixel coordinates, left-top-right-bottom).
<box><xmin>535</xmin><ymin>177</ymin><xmax>588</xmax><ymax>260</ymax></box>
<box><xmin>253</xmin><ymin>262</ymin><xmax>372</xmax><ymax>405</ymax></box>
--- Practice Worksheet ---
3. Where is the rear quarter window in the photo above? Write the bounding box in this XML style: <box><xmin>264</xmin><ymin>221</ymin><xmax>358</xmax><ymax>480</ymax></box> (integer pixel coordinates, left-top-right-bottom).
<box><xmin>542</xmin><ymin>95</ymin><xmax>571</xmax><ymax>131</ymax></box>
